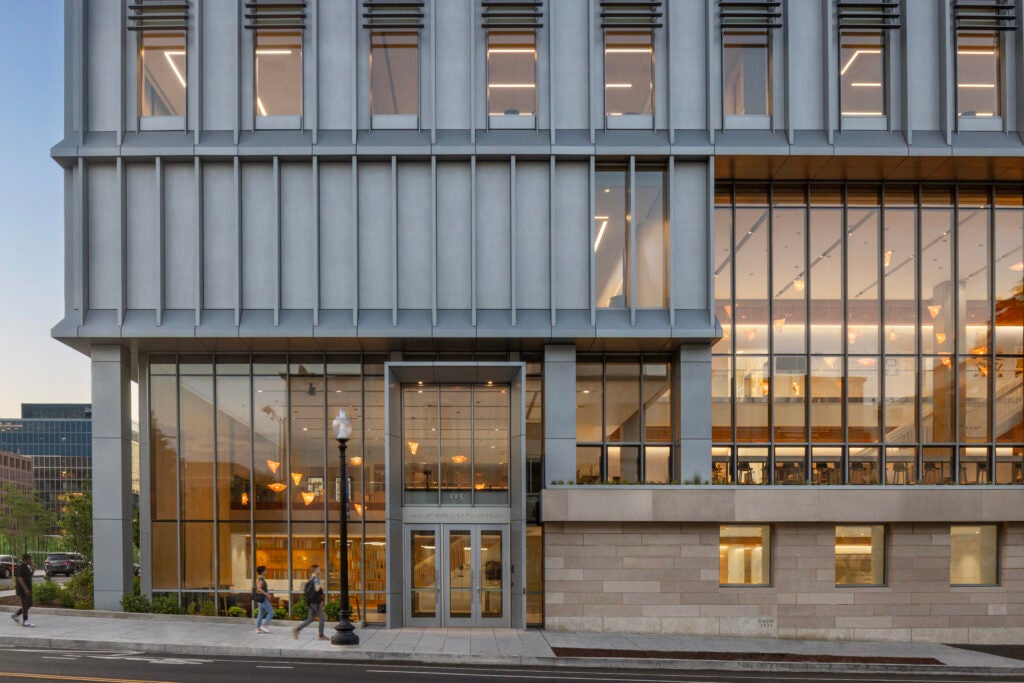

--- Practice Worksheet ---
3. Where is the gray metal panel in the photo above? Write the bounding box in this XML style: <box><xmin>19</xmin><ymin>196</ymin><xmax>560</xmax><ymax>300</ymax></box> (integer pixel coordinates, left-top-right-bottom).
<box><xmin>202</xmin><ymin>0</ymin><xmax>237</xmax><ymax>132</ymax></box>
<box><xmin>164</xmin><ymin>162</ymin><xmax>198</xmax><ymax>310</ymax></box>
<box><xmin>557</xmin><ymin>161</ymin><xmax>589</xmax><ymax>309</ymax></box>
<box><xmin>318</xmin><ymin>0</ymin><xmax>357</xmax><ymax>131</ymax></box>
<box><xmin>318</xmin><ymin>161</ymin><xmax>356</xmax><ymax>310</ymax></box>
<box><xmin>436</xmin><ymin>0</ymin><xmax>471</xmax><ymax>130</ymax></box>
<box><xmin>437</xmin><ymin>161</ymin><xmax>473</xmax><ymax>309</ymax></box>
<box><xmin>789</xmin><ymin>0</ymin><xmax>826</xmax><ymax>132</ymax></box>
<box><xmin>673</xmin><ymin>161</ymin><xmax>709</xmax><ymax>311</ymax></box>
<box><xmin>515</xmin><ymin>162</ymin><xmax>551</xmax><ymax>311</ymax></box>
<box><xmin>397</xmin><ymin>162</ymin><xmax>433</xmax><ymax>309</ymax></box>
<box><xmin>86</xmin><ymin>0</ymin><xmax>118</xmax><ymax>132</ymax></box>
<box><xmin>126</xmin><ymin>162</ymin><xmax>159</xmax><ymax>310</ymax></box>
<box><xmin>241</xmin><ymin>162</ymin><xmax>276</xmax><ymax>309</ymax></box>
<box><xmin>907</xmin><ymin>0</ymin><xmax>942</xmax><ymax>133</ymax></box>
<box><xmin>87</xmin><ymin>162</ymin><xmax>119</xmax><ymax>309</ymax></box>
<box><xmin>476</xmin><ymin>161</ymin><xmax>512</xmax><ymax>309</ymax></box>
<box><xmin>552</xmin><ymin>0</ymin><xmax>589</xmax><ymax>130</ymax></box>
<box><xmin>358</xmin><ymin>161</ymin><xmax>393</xmax><ymax>309</ymax></box>
<box><xmin>281</xmin><ymin>161</ymin><xmax>317</xmax><ymax>310</ymax></box>
<box><xmin>202</xmin><ymin>162</ymin><xmax>237</xmax><ymax>309</ymax></box>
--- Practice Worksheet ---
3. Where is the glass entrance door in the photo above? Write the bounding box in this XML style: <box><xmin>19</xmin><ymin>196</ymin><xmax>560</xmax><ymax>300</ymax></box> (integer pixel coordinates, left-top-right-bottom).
<box><xmin>405</xmin><ymin>524</ymin><xmax>509</xmax><ymax>627</ymax></box>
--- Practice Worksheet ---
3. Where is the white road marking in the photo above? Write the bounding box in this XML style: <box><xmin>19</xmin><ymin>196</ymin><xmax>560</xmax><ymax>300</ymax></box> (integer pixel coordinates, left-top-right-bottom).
<box><xmin>255</xmin><ymin>666</ymin><xmax>293</xmax><ymax>669</ymax></box>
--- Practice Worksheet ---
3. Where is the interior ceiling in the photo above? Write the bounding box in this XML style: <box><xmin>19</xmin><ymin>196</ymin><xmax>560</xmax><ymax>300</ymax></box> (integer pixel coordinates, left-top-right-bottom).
<box><xmin>715</xmin><ymin>155</ymin><xmax>1024</xmax><ymax>183</ymax></box>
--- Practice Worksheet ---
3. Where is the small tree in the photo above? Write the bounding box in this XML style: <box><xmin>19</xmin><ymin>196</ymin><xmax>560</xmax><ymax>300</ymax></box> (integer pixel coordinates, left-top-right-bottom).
<box><xmin>60</xmin><ymin>491</ymin><xmax>93</xmax><ymax>562</ymax></box>
<box><xmin>0</xmin><ymin>483</ymin><xmax>51</xmax><ymax>556</ymax></box>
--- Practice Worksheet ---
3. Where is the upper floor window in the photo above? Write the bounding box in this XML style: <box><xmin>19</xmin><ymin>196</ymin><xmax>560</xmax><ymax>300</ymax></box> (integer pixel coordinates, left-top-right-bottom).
<box><xmin>953</xmin><ymin>0</ymin><xmax>1015</xmax><ymax>123</ymax></box>
<box><xmin>601</xmin><ymin>1</ymin><xmax>661</xmax><ymax>128</ymax></box>
<box><xmin>956</xmin><ymin>31</ymin><xmax>1000</xmax><ymax>118</ymax></box>
<box><xmin>139</xmin><ymin>32</ymin><xmax>187</xmax><ymax>118</ymax></box>
<box><xmin>364</xmin><ymin>1</ymin><xmax>425</xmax><ymax>128</ymax></box>
<box><xmin>595</xmin><ymin>166</ymin><xmax>667</xmax><ymax>309</ymax></box>
<box><xmin>130</xmin><ymin>1</ymin><xmax>190</xmax><ymax>123</ymax></box>
<box><xmin>835</xmin><ymin>1</ymin><xmax>900</xmax><ymax>122</ymax></box>
<box><xmin>719</xmin><ymin>1</ymin><xmax>779</xmax><ymax>126</ymax></box>
<box><xmin>246</xmin><ymin>1</ymin><xmax>307</xmax><ymax>124</ymax></box>
<box><xmin>487</xmin><ymin>32</ymin><xmax>537</xmax><ymax>125</ymax></box>
<box><xmin>839</xmin><ymin>30</ymin><xmax>884</xmax><ymax>117</ymax></box>
<box><xmin>255</xmin><ymin>31</ymin><xmax>303</xmax><ymax>119</ymax></box>
<box><xmin>723</xmin><ymin>30</ymin><xmax>770</xmax><ymax>117</ymax></box>
<box><xmin>483</xmin><ymin>2</ymin><xmax>543</xmax><ymax>129</ymax></box>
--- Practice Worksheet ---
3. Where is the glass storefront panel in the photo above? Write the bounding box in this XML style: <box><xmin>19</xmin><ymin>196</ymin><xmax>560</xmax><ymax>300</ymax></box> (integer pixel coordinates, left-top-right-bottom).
<box><xmin>473</xmin><ymin>386</ymin><xmax>510</xmax><ymax>505</ymax></box>
<box><xmin>440</xmin><ymin>388</ymin><xmax>473</xmax><ymax>505</ymax></box>
<box><xmin>218</xmin><ymin>521</ymin><xmax>251</xmax><ymax>593</ymax></box>
<box><xmin>772</xmin><ymin>209</ymin><xmax>806</xmax><ymax>355</ymax></box>
<box><xmin>847</xmin><ymin>206</ymin><xmax>880</xmax><ymax>355</ymax></box>
<box><xmin>180</xmin><ymin>374</ymin><xmax>214</xmax><ymax>522</ymax></box>
<box><xmin>994</xmin><ymin>210</ymin><xmax>1024</xmax><ymax>355</ymax></box>
<box><xmin>959</xmin><ymin>446</ymin><xmax>990</xmax><ymax>484</ymax></box>
<box><xmin>410</xmin><ymin>529</ymin><xmax>437</xmax><ymax>618</ymax></box>
<box><xmin>884</xmin><ymin>357</ymin><xmax>917</xmax><ymax>443</ymax></box>
<box><xmin>404</xmin><ymin>386</ymin><xmax>439</xmax><ymax>505</ymax></box>
<box><xmin>715</xmin><ymin>206</ymin><xmax>734</xmax><ymax>352</ymax></box>
<box><xmin>734</xmin><ymin>208</ymin><xmax>769</xmax><ymax>354</ymax></box>
<box><xmin>151</xmin><ymin>521</ymin><xmax>178</xmax><ymax>590</ymax></box>
<box><xmin>252</xmin><ymin>367</ymin><xmax>287</xmax><ymax>516</ymax></box>
<box><xmin>811</xmin><ymin>447</ymin><xmax>843</xmax><ymax>484</ymax></box>
<box><xmin>736</xmin><ymin>447</ymin><xmax>768</xmax><ymax>485</ymax></box>
<box><xmin>773</xmin><ymin>446</ymin><xmax>805</xmax><ymax>484</ymax></box>
<box><xmin>773</xmin><ymin>356</ymin><xmax>806</xmax><ymax>442</ymax></box>
<box><xmin>849</xmin><ymin>446</ymin><xmax>880</xmax><ymax>485</ymax></box>
<box><xmin>848</xmin><ymin>357</ymin><xmax>880</xmax><ymax>442</ymax></box>
<box><xmin>635</xmin><ymin>171</ymin><xmax>668</xmax><ymax>308</ymax></box>
<box><xmin>723</xmin><ymin>29</ymin><xmax>770</xmax><ymax>116</ymax></box>
<box><xmin>181</xmin><ymin>522</ymin><xmax>214</xmax><ymax>590</ymax></box>
<box><xmin>712</xmin><ymin>356</ymin><xmax>733</xmax><ymax>442</ymax></box>
<box><xmin>150</xmin><ymin>374</ymin><xmax>178</xmax><ymax>524</ymax></box>
<box><xmin>884</xmin><ymin>208</ymin><xmax>917</xmax><ymax>354</ymax></box>
<box><xmin>809</xmin><ymin>208</ymin><xmax>843</xmax><ymax>355</ymax></box>
<box><xmin>290</xmin><ymin>364</ymin><xmax>326</xmax><ymax>519</ymax></box>
<box><xmin>525</xmin><ymin>525</ymin><xmax>543</xmax><ymax>626</ymax></box>
<box><xmin>995</xmin><ymin>446</ymin><xmax>1024</xmax><ymax>484</ymax></box>
<box><xmin>960</xmin><ymin>356</ymin><xmax>991</xmax><ymax>442</ymax></box>
<box><xmin>736</xmin><ymin>356</ymin><xmax>769</xmax><ymax>442</ymax></box>
<box><xmin>922</xmin><ymin>446</ymin><xmax>954</xmax><ymax>484</ymax></box>
<box><xmin>644</xmin><ymin>446</ymin><xmax>671</xmax><ymax>484</ymax></box>
<box><xmin>607</xmin><ymin>445</ymin><xmax>640</xmax><ymax>483</ymax></box>
<box><xmin>606</xmin><ymin>361</ymin><xmax>641</xmax><ymax>442</ymax></box>
<box><xmin>884</xmin><ymin>446</ymin><xmax>916</xmax><ymax>485</ymax></box>
<box><xmin>595</xmin><ymin>170</ymin><xmax>628</xmax><ymax>308</ymax></box>
<box><xmin>576</xmin><ymin>362</ymin><xmax>604</xmax><ymax>442</ymax></box>
<box><xmin>921</xmin><ymin>208</ymin><xmax>954</xmax><ymax>355</ymax></box>
<box><xmin>215</xmin><ymin>373</ymin><xmax>251</xmax><ymax>522</ymax></box>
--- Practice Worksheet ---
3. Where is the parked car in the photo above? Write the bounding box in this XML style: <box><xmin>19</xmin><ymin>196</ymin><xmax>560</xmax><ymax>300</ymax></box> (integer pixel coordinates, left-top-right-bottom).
<box><xmin>44</xmin><ymin>552</ymin><xmax>88</xmax><ymax>578</ymax></box>
<box><xmin>0</xmin><ymin>555</ymin><xmax>16</xmax><ymax>579</ymax></box>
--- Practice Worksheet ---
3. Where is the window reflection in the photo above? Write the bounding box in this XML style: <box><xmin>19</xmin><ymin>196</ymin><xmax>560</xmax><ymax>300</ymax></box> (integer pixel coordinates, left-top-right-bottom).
<box><xmin>487</xmin><ymin>31</ymin><xmax>536</xmax><ymax>117</ymax></box>
<box><xmin>723</xmin><ymin>30</ymin><xmax>769</xmax><ymax>116</ymax></box>
<box><xmin>255</xmin><ymin>31</ymin><xmax>302</xmax><ymax>117</ymax></box>
<box><xmin>371</xmin><ymin>31</ymin><xmax>419</xmax><ymax>116</ymax></box>
<box><xmin>604</xmin><ymin>31</ymin><xmax>653</xmax><ymax>117</ymax></box>
<box><xmin>840</xmin><ymin>31</ymin><xmax>885</xmax><ymax>117</ymax></box>
<box><xmin>957</xmin><ymin>32</ymin><xmax>1000</xmax><ymax>117</ymax></box>
<box><xmin>139</xmin><ymin>32</ymin><xmax>186</xmax><ymax>117</ymax></box>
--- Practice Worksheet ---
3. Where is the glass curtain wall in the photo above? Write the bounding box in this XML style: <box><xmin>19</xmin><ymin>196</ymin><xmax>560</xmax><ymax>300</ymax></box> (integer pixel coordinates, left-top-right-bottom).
<box><xmin>149</xmin><ymin>354</ymin><xmax>387</xmax><ymax>620</ymax></box>
<box><xmin>713</xmin><ymin>184</ymin><xmax>1024</xmax><ymax>485</ymax></box>
<box><xmin>139</xmin><ymin>31</ymin><xmax>187</xmax><ymax>117</ymax></box>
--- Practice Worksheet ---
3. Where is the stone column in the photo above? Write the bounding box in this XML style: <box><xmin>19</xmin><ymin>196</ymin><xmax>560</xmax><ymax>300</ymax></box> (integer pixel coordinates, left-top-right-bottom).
<box><xmin>676</xmin><ymin>344</ymin><xmax>712</xmax><ymax>484</ymax></box>
<box><xmin>543</xmin><ymin>345</ymin><xmax>576</xmax><ymax>484</ymax></box>
<box><xmin>91</xmin><ymin>345</ymin><xmax>134</xmax><ymax>611</ymax></box>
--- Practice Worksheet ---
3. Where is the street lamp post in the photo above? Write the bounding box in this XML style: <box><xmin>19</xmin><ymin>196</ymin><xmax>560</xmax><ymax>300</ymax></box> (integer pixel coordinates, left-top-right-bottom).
<box><xmin>331</xmin><ymin>408</ymin><xmax>359</xmax><ymax>646</ymax></box>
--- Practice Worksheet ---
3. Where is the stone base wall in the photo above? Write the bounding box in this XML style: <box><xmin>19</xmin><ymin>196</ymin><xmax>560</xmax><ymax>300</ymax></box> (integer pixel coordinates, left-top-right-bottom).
<box><xmin>543</xmin><ymin>522</ymin><xmax>1024</xmax><ymax>643</ymax></box>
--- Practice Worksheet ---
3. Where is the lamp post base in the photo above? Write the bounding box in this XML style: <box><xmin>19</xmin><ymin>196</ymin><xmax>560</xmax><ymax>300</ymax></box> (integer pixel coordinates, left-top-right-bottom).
<box><xmin>331</xmin><ymin>613</ymin><xmax>360</xmax><ymax>646</ymax></box>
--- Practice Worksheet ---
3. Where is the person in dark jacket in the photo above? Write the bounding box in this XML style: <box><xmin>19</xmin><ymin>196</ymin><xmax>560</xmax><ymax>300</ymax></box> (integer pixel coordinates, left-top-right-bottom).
<box><xmin>11</xmin><ymin>554</ymin><xmax>35</xmax><ymax>627</ymax></box>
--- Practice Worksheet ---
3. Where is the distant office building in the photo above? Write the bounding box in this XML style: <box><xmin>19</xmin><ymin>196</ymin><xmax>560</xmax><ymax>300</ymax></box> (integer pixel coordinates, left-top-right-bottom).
<box><xmin>0</xmin><ymin>404</ymin><xmax>92</xmax><ymax>514</ymax></box>
<box><xmin>0</xmin><ymin>451</ymin><xmax>33</xmax><ymax>491</ymax></box>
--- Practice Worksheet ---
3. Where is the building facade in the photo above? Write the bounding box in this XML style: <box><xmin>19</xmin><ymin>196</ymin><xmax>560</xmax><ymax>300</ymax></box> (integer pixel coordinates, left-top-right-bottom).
<box><xmin>0</xmin><ymin>404</ymin><xmax>92</xmax><ymax>514</ymax></box>
<box><xmin>55</xmin><ymin>0</ymin><xmax>1024</xmax><ymax>641</ymax></box>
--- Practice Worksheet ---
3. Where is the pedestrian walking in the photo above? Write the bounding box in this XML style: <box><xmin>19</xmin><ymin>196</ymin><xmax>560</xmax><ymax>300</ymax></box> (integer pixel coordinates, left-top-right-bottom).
<box><xmin>292</xmin><ymin>564</ymin><xmax>327</xmax><ymax>641</ymax></box>
<box><xmin>11</xmin><ymin>554</ymin><xmax>35</xmax><ymax>627</ymax></box>
<box><xmin>253</xmin><ymin>565</ymin><xmax>273</xmax><ymax>633</ymax></box>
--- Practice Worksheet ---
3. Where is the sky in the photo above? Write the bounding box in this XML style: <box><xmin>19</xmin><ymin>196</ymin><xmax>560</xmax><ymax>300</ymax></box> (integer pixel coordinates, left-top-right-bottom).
<box><xmin>0</xmin><ymin>1</ymin><xmax>92</xmax><ymax>417</ymax></box>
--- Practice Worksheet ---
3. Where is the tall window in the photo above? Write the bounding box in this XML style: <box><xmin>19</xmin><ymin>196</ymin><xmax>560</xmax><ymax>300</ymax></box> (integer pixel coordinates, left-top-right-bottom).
<box><xmin>839</xmin><ymin>30</ymin><xmax>885</xmax><ymax>117</ymax></box>
<box><xmin>957</xmin><ymin>31</ymin><xmax>1000</xmax><ymax>118</ymax></box>
<box><xmin>595</xmin><ymin>167</ymin><xmax>667</xmax><ymax>309</ymax></box>
<box><xmin>371</xmin><ymin>31</ymin><xmax>419</xmax><ymax>118</ymax></box>
<box><xmin>255</xmin><ymin>31</ymin><xmax>302</xmax><ymax>118</ymax></box>
<box><xmin>575</xmin><ymin>357</ymin><xmax>673</xmax><ymax>484</ymax></box>
<box><xmin>713</xmin><ymin>184</ymin><xmax>1024</xmax><ymax>486</ymax></box>
<box><xmin>723</xmin><ymin>30</ymin><xmax>770</xmax><ymax>116</ymax></box>
<box><xmin>604</xmin><ymin>31</ymin><xmax>653</xmax><ymax>119</ymax></box>
<box><xmin>720</xmin><ymin>525</ymin><xmax>770</xmax><ymax>585</ymax></box>
<box><xmin>487</xmin><ymin>31</ymin><xmax>537</xmax><ymax>122</ymax></box>
<box><xmin>950</xmin><ymin>525</ymin><xmax>998</xmax><ymax>585</ymax></box>
<box><xmin>139</xmin><ymin>32</ymin><xmax>187</xmax><ymax>117</ymax></box>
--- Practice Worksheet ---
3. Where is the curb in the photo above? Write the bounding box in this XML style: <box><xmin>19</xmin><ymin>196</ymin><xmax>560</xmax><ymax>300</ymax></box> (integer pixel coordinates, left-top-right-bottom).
<box><xmin>2</xmin><ymin>633</ymin><xmax>1024</xmax><ymax>677</ymax></box>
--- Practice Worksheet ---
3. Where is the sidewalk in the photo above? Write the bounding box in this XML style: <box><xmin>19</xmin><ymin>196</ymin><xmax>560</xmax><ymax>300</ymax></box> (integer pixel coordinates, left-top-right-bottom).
<box><xmin>2</xmin><ymin>606</ymin><xmax>1024</xmax><ymax>676</ymax></box>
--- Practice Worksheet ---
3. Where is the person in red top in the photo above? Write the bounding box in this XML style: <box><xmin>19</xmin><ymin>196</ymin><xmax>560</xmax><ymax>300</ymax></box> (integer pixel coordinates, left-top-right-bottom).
<box><xmin>11</xmin><ymin>554</ymin><xmax>35</xmax><ymax>627</ymax></box>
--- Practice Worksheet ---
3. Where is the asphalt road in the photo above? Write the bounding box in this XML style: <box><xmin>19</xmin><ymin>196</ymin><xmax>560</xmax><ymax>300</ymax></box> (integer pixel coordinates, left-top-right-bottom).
<box><xmin>0</xmin><ymin>646</ymin><xmax>1022</xmax><ymax>683</ymax></box>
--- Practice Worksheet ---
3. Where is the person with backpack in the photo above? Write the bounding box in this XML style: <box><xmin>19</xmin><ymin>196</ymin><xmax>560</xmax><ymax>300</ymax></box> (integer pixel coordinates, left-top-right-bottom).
<box><xmin>292</xmin><ymin>564</ymin><xmax>326</xmax><ymax>640</ymax></box>
<box><xmin>10</xmin><ymin>554</ymin><xmax>35</xmax><ymax>627</ymax></box>
<box><xmin>253</xmin><ymin>565</ymin><xmax>273</xmax><ymax>634</ymax></box>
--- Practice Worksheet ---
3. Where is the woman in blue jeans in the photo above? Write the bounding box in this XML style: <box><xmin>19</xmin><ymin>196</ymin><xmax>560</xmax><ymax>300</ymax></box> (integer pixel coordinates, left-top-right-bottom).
<box><xmin>254</xmin><ymin>565</ymin><xmax>273</xmax><ymax>633</ymax></box>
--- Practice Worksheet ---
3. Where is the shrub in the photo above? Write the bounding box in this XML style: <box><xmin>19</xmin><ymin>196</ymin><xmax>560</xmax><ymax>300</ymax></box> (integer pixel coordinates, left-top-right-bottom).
<box><xmin>273</xmin><ymin>607</ymin><xmax>287</xmax><ymax>620</ymax></box>
<box><xmin>188</xmin><ymin>600</ymin><xmax>216</xmax><ymax>617</ymax></box>
<box><xmin>151</xmin><ymin>594</ymin><xmax>184</xmax><ymax>615</ymax></box>
<box><xmin>227</xmin><ymin>606</ymin><xmax>247</xmax><ymax>618</ymax></box>
<box><xmin>121</xmin><ymin>594</ymin><xmax>152</xmax><ymax>613</ymax></box>
<box><xmin>324</xmin><ymin>599</ymin><xmax>341</xmax><ymax>621</ymax></box>
<box><xmin>132</xmin><ymin>576</ymin><xmax>141</xmax><ymax>596</ymax></box>
<box><xmin>62</xmin><ymin>570</ymin><xmax>94</xmax><ymax>610</ymax></box>
<box><xmin>292</xmin><ymin>596</ymin><xmax>308</xmax><ymax>620</ymax></box>
<box><xmin>32</xmin><ymin>580</ymin><xmax>59</xmax><ymax>606</ymax></box>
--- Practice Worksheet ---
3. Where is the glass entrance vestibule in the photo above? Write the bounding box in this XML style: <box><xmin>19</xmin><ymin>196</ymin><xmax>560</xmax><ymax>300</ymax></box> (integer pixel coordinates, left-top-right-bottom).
<box><xmin>385</xmin><ymin>363</ymin><xmax>528</xmax><ymax>629</ymax></box>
